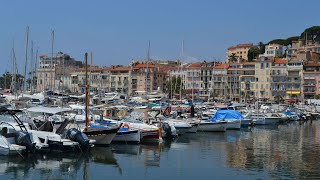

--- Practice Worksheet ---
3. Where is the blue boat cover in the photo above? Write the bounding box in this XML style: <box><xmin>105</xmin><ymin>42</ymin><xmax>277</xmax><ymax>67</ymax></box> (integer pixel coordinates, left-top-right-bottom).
<box><xmin>211</xmin><ymin>110</ymin><xmax>243</xmax><ymax>121</ymax></box>
<box><xmin>283</xmin><ymin>111</ymin><xmax>294</xmax><ymax>115</ymax></box>
<box><xmin>88</xmin><ymin>125</ymin><xmax>110</xmax><ymax>129</ymax></box>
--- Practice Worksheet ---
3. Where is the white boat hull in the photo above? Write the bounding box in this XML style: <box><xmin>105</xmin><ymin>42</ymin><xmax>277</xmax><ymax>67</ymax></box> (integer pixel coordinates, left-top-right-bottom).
<box><xmin>255</xmin><ymin>117</ymin><xmax>281</xmax><ymax>125</ymax></box>
<box><xmin>87</xmin><ymin>133</ymin><xmax>117</xmax><ymax>145</ymax></box>
<box><xmin>0</xmin><ymin>144</ymin><xmax>26</xmax><ymax>156</ymax></box>
<box><xmin>186</xmin><ymin>124</ymin><xmax>198</xmax><ymax>133</ymax></box>
<box><xmin>226</xmin><ymin>120</ymin><xmax>241</xmax><ymax>130</ymax></box>
<box><xmin>241</xmin><ymin>119</ymin><xmax>253</xmax><ymax>127</ymax></box>
<box><xmin>113</xmin><ymin>129</ymin><xmax>141</xmax><ymax>143</ymax></box>
<box><xmin>197</xmin><ymin>121</ymin><xmax>227</xmax><ymax>132</ymax></box>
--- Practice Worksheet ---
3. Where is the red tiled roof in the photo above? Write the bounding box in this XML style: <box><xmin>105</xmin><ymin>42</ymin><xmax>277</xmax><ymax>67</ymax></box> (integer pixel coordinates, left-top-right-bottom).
<box><xmin>109</xmin><ymin>66</ymin><xmax>131</xmax><ymax>71</ymax></box>
<box><xmin>274</xmin><ymin>58</ymin><xmax>287</xmax><ymax>64</ymax></box>
<box><xmin>186</xmin><ymin>63</ymin><xmax>202</xmax><ymax>68</ymax></box>
<box><xmin>214</xmin><ymin>64</ymin><xmax>229</xmax><ymax>69</ymax></box>
<box><xmin>227</xmin><ymin>43</ymin><xmax>253</xmax><ymax>50</ymax></box>
<box><xmin>133</xmin><ymin>63</ymin><xmax>156</xmax><ymax>68</ymax></box>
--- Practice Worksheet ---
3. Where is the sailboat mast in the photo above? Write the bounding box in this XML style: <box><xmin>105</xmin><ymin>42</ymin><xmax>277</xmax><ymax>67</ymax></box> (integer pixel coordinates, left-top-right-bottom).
<box><xmin>181</xmin><ymin>40</ymin><xmax>184</xmax><ymax>101</ymax></box>
<box><xmin>210</xmin><ymin>61</ymin><xmax>215</xmax><ymax>102</ymax></box>
<box><xmin>90</xmin><ymin>52</ymin><xmax>92</xmax><ymax>89</ymax></box>
<box><xmin>35</xmin><ymin>49</ymin><xmax>38</xmax><ymax>93</ymax></box>
<box><xmin>51</xmin><ymin>30</ymin><xmax>55</xmax><ymax>91</ymax></box>
<box><xmin>146</xmin><ymin>40</ymin><xmax>150</xmax><ymax>94</ymax></box>
<box><xmin>10</xmin><ymin>44</ymin><xmax>14</xmax><ymax>92</ymax></box>
<box><xmin>23</xmin><ymin>26</ymin><xmax>29</xmax><ymax>96</ymax></box>
<box><xmin>85</xmin><ymin>52</ymin><xmax>89</xmax><ymax>128</ymax></box>
<box><xmin>12</xmin><ymin>47</ymin><xmax>17</xmax><ymax>94</ymax></box>
<box><xmin>30</xmin><ymin>41</ymin><xmax>34</xmax><ymax>94</ymax></box>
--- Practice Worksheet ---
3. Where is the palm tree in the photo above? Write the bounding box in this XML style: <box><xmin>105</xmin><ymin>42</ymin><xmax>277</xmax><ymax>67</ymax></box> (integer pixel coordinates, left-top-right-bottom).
<box><xmin>228</xmin><ymin>53</ymin><xmax>237</xmax><ymax>62</ymax></box>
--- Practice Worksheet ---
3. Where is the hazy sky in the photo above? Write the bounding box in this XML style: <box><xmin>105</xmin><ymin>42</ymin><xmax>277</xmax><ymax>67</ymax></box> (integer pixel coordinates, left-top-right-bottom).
<box><xmin>0</xmin><ymin>0</ymin><xmax>319</xmax><ymax>74</ymax></box>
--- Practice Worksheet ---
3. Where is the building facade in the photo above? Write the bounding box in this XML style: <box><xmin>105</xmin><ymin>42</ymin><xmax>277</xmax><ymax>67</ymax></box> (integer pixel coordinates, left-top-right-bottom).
<box><xmin>227</xmin><ymin>43</ymin><xmax>253</xmax><ymax>62</ymax></box>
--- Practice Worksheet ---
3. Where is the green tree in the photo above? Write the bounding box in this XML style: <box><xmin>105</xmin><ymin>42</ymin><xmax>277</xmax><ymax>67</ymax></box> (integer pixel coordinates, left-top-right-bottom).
<box><xmin>300</xmin><ymin>26</ymin><xmax>320</xmax><ymax>43</ymax></box>
<box><xmin>258</xmin><ymin>42</ymin><xmax>265</xmax><ymax>54</ymax></box>
<box><xmin>0</xmin><ymin>72</ymin><xmax>24</xmax><ymax>90</ymax></box>
<box><xmin>228</xmin><ymin>53</ymin><xmax>237</xmax><ymax>62</ymax></box>
<box><xmin>247</xmin><ymin>46</ymin><xmax>260</xmax><ymax>62</ymax></box>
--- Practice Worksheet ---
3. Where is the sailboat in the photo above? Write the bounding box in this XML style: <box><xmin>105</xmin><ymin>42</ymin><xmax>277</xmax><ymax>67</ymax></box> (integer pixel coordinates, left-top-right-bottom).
<box><xmin>81</xmin><ymin>53</ymin><xmax>120</xmax><ymax>145</ymax></box>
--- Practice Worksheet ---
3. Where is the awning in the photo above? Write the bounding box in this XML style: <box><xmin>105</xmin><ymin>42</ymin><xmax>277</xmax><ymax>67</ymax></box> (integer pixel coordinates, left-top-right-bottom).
<box><xmin>286</xmin><ymin>90</ymin><xmax>300</xmax><ymax>95</ymax></box>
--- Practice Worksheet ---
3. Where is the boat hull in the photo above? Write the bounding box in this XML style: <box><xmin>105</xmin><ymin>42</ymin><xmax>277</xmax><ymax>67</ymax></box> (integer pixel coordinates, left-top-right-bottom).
<box><xmin>140</xmin><ymin>129</ymin><xmax>162</xmax><ymax>143</ymax></box>
<box><xmin>84</xmin><ymin>127</ymin><xmax>119</xmax><ymax>146</ymax></box>
<box><xmin>197</xmin><ymin>121</ymin><xmax>227</xmax><ymax>132</ymax></box>
<box><xmin>241</xmin><ymin>119</ymin><xmax>253</xmax><ymax>127</ymax></box>
<box><xmin>226</xmin><ymin>120</ymin><xmax>241</xmax><ymax>130</ymax></box>
<box><xmin>186</xmin><ymin>124</ymin><xmax>198</xmax><ymax>133</ymax></box>
<box><xmin>113</xmin><ymin>129</ymin><xmax>141</xmax><ymax>143</ymax></box>
<box><xmin>255</xmin><ymin>117</ymin><xmax>281</xmax><ymax>125</ymax></box>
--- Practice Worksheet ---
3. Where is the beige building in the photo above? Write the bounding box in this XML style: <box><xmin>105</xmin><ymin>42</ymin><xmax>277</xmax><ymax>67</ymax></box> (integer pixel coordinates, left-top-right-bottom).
<box><xmin>36</xmin><ymin>52</ymin><xmax>83</xmax><ymax>92</ymax></box>
<box><xmin>69</xmin><ymin>67</ymin><xmax>110</xmax><ymax>94</ymax></box>
<box><xmin>227</xmin><ymin>63</ymin><xmax>241</xmax><ymax>102</ymax></box>
<box><xmin>227</xmin><ymin>43</ymin><xmax>253</xmax><ymax>62</ymax></box>
<box><xmin>239</xmin><ymin>62</ymin><xmax>256</xmax><ymax>102</ymax></box>
<box><xmin>130</xmin><ymin>63</ymin><xmax>168</xmax><ymax>96</ymax></box>
<box><xmin>109</xmin><ymin>66</ymin><xmax>130</xmax><ymax>94</ymax></box>
<box><xmin>255</xmin><ymin>58</ymin><xmax>272</xmax><ymax>100</ymax></box>
<box><xmin>270</xmin><ymin>58</ymin><xmax>288</xmax><ymax>100</ymax></box>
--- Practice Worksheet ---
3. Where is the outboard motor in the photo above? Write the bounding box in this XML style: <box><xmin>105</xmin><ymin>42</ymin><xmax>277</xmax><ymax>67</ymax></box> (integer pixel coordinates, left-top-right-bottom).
<box><xmin>65</xmin><ymin>128</ymin><xmax>90</xmax><ymax>151</ymax></box>
<box><xmin>162</xmin><ymin>122</ymin><xmax>172</xmax><ymax>138</ymax></box>
<box><xmin>15</xmin><ymin>131</ymin><xmax>36</xmax><ymax>153</ymax></box>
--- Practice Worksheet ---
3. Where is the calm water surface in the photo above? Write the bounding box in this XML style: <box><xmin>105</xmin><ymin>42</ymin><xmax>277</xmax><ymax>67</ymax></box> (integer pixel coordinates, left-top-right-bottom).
<box><xmin>1</xmin><ymin>121</ymin><xmax>320</xmax><ymax>179</ymax></box>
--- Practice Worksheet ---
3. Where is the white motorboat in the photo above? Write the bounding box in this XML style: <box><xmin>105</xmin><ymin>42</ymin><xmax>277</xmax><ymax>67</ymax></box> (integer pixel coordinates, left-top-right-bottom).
<box><xmin>122</xmin><ymin>118</ymin><xmax>162</xmax><ymax>143</ymax></box>
<box><xmin>225</xmin><ymin>120</ymin><xmax>241</xmax><ymax>130</ymax></box>
<box><xmin>0</xmin><ymin>124</ymin><xmax>27</xmax><ymax>156</ymax></box>
<box><xmin>197</xmin><ymin>120</ymin><xmax>227</xmax><ymax>132</ymax></box>
<box><xmin>112</xmin><ymin>125</ymin><xmax>141</xmax><ymax>143</ymax></box>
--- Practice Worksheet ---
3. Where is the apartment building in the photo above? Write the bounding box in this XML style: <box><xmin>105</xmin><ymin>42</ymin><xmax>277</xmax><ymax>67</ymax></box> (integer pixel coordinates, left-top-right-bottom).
<box><xmin>184</xmin><ymin>63</ymin><xmax>201</xmax><ymax>99</ymax></box>
<box><xmin>36</xmin><ymin>52</ymin><xmax>83</xmax><ymax>92</ymax></box>
<box><xmin>239</xmin><ymin>62</ymin><xmax>256</xmax><ymax>102</ymax></box>
<box><xmin>286</xmin><ymin>60</ymin><xmax>303</xmax><ymax>100</ymax></box>
<box><xmin>109</xmin><ymin>66</ymin><xmax>130</xmax><ymax>94</ymax></box>
<box><xmin>259</xmin><ymin>44</ymin><xmax>285</xmax><ymax>58</ymax></box>
<box><xmin>270</xmin><ymin>58</ymin><xmax>288</xmax><ymax>100</ymax></box>
<box><xmin>227</xmin><ymin>63</ymin><xmax>241</xmax><ymax>102</ymax></box>
<box><xmin>227</xmin><ymin>43</ymin><xmax>253</xmax><ymax>62</ymax></box>
<box><xmin>255</xmin><ymin>58</ymin><xmax>272</xmax><ymax>100</ymax></box>
<box><xmin>212</xmin><ymin>63</ymin><xmax>228</xmax><ymax>101</ymax></box>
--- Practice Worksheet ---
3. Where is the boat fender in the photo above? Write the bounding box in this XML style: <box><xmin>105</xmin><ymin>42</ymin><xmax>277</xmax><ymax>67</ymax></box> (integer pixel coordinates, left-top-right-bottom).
<box><xmin>121</xmin><ymin>123</ymin><xmax>130</xmax><ymax>129</ymax></box>
<box><xmin>15</xmin><ymin>131</ymin><xmax>36</xmax><ymax>153</ymax></box>
<box><xmin>65</xmin><ymin>128</ymin><xmax>90</xmax><ymax>151</ymax></box>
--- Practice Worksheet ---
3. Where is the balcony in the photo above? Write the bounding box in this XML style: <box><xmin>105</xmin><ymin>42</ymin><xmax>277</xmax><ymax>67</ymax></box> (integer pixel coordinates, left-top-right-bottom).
<box><xmin>304</xmin><ymin>91</ymin><xmax>315</xmax><ymax>94</ymax></box>
<box><xmin>303</xmin><ymin>84</ymin><xmax>315</xmax><ymax>86</ymax></box>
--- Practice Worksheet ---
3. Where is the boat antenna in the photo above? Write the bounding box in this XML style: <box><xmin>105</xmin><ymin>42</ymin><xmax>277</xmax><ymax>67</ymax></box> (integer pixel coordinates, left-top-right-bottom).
<box><xmin>23</xmin><ymin>26</ymin><xmax>29</xmax><ymax>97</ymax></box>
<box><xmin>85</xmin><ymin>52</ymin><xmax>89</xmax><ymax>128</ymax></box>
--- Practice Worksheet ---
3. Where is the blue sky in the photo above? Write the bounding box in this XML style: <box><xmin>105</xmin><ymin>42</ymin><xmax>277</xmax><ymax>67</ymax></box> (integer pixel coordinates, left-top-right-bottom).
<box><xmin>0</xmin><ymin>0</ymin><xmax>319</xmax><ymax>74</ymax></box>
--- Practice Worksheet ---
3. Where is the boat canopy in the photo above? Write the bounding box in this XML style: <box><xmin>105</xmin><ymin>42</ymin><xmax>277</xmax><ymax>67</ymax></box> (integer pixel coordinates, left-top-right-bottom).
<box><xmin>27</xmin><ymin>106</ymin><xmax>71</xmax><ymax>114</ymax></box>
<box><xmin>211</xmin><ymin>110</ymin><xmax>243</xmax><ymax>121</ymax></box>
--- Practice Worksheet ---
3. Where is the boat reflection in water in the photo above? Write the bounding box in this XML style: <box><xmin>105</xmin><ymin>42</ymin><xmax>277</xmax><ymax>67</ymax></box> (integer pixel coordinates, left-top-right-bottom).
<box><xmin>2</xmin><ymin>121</ymin><xmax>320</xmax><ymax>179</ymax></box>
<box><xmin>224</xmin><ymin>121</ymin><xmax>320</xmax><ymax>179</ymax></box>
<box><xmin>111</xmin><ymin>143</ymin><xmax>161</xmax><ymax>167</ymax></box>
<box><xmin>0</xmin><ymin>153</ymin><xmax>87</xmax><ymax>179</ymax></box>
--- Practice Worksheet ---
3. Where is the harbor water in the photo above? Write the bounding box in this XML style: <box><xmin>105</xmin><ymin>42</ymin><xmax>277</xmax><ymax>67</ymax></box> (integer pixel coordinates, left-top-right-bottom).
<box><xmin>1</xmin><ymin>121</ymin><xmax>320</xmax><ymax>179</ymax></box>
